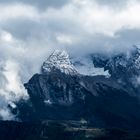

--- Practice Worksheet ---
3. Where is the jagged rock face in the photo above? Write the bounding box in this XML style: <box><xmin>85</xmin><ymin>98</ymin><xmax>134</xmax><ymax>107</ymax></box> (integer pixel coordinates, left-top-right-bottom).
<box><xmin>106</xmin><ymin>50</ymin><xmax>140</xmax><ymax>78</ymax></box>
<box><xmin>16</xmin><ymin>72</ymin><xmax>140</xmax><ymax>129</ymax></box>
<box><xmin>22</xmin><ymin>73</ymin><xmax>89</xmax><ymax>121</ymax></box>
<box><xmin>25</xmin><ymin>73</ymin><xmax>87</xmax><ymax>105</ymax></box>
<box><xmin>91</xmin><ymin>47</ymin><xmax>140</xmax><ymax>83</ymax></box>
<box><xmin>42</xmin><ymin>50</ymin><xmax>78</xmax><ymax>75</ymax></box>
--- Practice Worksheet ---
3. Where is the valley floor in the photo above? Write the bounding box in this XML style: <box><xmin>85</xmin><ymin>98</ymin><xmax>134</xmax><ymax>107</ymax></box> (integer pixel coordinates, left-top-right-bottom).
<box><xmin>0</xmin><ymin>120</ymin><xmax>140</xmax><ymax>140</ymax></box>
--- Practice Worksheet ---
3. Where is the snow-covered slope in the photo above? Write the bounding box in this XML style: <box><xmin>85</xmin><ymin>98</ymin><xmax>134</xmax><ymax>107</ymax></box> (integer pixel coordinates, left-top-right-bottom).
<box><xmin>42</xmin><ymin>50</ymin><xmax>78</xmax><ymax>75</ymax></box>
<box><xmin>73</xmin><ymin>58</ymin><xmax>110</xmax><ymax>78</ymax></box>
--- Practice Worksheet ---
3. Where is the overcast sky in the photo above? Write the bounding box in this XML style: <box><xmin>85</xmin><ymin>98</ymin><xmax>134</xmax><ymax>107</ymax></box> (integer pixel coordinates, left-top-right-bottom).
<box><xmin>1</xmin><ymin>0</ymin><xmax>140</xmax><ymax>119</ymax></box>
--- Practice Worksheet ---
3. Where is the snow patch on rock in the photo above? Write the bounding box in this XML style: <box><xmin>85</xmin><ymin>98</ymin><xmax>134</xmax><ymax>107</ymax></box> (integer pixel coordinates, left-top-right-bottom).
<box><xmin>42</xmin><ymin>50</ymin><xmax>78</xmax><ymax>75</ymax></box>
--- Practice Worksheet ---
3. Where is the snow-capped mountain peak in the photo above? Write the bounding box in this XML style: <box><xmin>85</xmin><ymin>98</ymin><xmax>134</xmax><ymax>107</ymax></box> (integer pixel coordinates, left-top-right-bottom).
<box><xmin>42</xmin><ymin>50</ymin><xmax>78</xmax><ymax>75</ymax></box>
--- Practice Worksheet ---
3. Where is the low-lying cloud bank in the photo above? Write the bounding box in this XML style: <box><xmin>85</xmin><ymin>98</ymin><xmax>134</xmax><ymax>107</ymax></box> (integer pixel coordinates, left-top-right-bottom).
<box><xmin>0</xmin><ymin>60</ymin><xmax>28</xmax><ymax>120</ymax></box>
<box><xmin>0</xmin><ymin>0</ymin><xmax>140</xmax><ymax>119</ymax></box>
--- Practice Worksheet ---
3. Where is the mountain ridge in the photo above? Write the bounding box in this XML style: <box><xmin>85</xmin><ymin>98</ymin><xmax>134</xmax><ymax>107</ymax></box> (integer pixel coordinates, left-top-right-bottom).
<box><xmin>9</xmin><ymin>46</ymin><xmax>140</xmax><ymax>130</ymax></box>
<box><xmin>42</xmin><ymin>50</ymin><xmax>78</xmax><ymax>75</ymax></box>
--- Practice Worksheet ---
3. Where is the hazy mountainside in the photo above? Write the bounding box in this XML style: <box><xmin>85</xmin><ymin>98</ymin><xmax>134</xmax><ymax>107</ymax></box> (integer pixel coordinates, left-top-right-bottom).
<box><xmin>10</xmin><ymin>47</ymin><xmax>140</xmax><ymax>130</ymax></box>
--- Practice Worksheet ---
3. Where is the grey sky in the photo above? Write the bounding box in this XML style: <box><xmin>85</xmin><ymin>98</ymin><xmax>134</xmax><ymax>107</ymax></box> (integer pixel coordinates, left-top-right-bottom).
<box><xmin>0</xmin><ymin>0</ymin><xmax>70</xmax><ymax>9</ymax></box>
<box><xmin>0</xmin><ymin>0</ymin><xmax>140</xmax><ymax>59</ymax></box>
<box><xmin>95</xmin><ymin>0</ymin><xmax>127</xmax><ymax>6</ymax></box>
<box><xmin>0</xmin><ymin>0</ymin><xmax>140</xmax><ymax>69</ymax></box>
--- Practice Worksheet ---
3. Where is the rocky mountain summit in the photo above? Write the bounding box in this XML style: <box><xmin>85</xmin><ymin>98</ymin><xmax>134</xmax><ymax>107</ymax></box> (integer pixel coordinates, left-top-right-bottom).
<box><xmin>42</xmin><ymin>50</ymin><xmax>78</xmax><ymax>75</ymax></box>
<box><xmin>91</xmin><ymin>46</ymin><xmax>140</xmax><ymax>80</ymax></box>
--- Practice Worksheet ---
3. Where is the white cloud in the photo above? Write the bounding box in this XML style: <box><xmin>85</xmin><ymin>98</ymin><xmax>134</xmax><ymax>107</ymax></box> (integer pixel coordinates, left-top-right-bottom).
<box><xmin>67</xmin><ymin>0</ymin><xmax>140</xmax><ymax>36</ymax></box>
<box><xmin>2</xmin><ymin>60</ymin><xmax>28</xmax><ymax>100</ymax></box>
<box><xmin>0</xmin><ymin>0</ymin><xmax>139</xmax><ymax>37</ymax></box>
<box><xmin>56</xmin><ymin>33</ymin><xmax>74</xmax><ymax>44</ymax></box>
<box><xmin>0</xmin><ymin>31</ymin><xmax>13</xmax><ymax>42</ymax></box>
<box><xmin>0</xmin><ymin>4</ymin><xmax>39</xmax><ymax>21</ymax></box>
<box><xmin>0</xmin><ymin>60</ymin><xmax>28</xmax><ymax>120</ymax></box>
<box><xmin>0</xmin><ymin>109</ymin><xmax>15</xmax><ymax>120</ymax></box>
